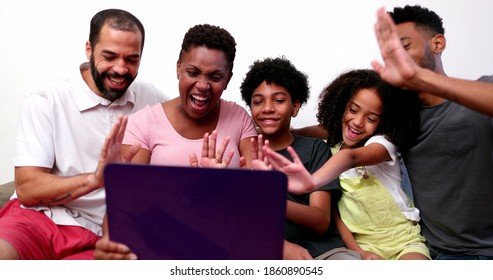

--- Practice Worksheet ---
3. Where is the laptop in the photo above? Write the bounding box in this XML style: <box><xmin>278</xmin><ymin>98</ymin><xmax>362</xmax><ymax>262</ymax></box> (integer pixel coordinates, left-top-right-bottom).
<box><xmin>104</xmin><ymin>163</ymin><xmax>287</xmax><ymax>260</ymax></box>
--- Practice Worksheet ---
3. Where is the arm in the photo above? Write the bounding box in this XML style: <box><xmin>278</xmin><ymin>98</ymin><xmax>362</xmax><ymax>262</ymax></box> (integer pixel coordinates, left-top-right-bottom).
<box><xmin>264</xmin><ymin>143</ymin><xmax>390</xmax><ymax>194</ymax></box>
<box><xmin>311</xmin><ymin>143</ymin><xmax>391</xmax><ymax>187</ymax></box>
<box><xmin>372</xmin><ymin>7</ymin><xmax>493</xmax><ymax>117</ymax></box>
<box><xmin>291</xmin><ymin>125</ymin><xmax>328</xmax><ymax>139</ymax></box>
<box><xmin>123</xmin><ymin>146</ymin><xmax>151</xmax><ymax>164</ymax></box>
<box><xmin>286</xmin><ymin>190</ymin><xmax>331</xmax><ymax>235</ymax></box>
<box><xmin>334</xmin><ymin>207</ymin><xmax>382</xmax><ymax>260</ymax></box>
<box><xmin>92</xmin><ymin>116</ymin><xmax>146</xmax><ymax>260</ymax></box>
<box><xmin>15</xmin><ymin>167</ymin><xmax>103</xmax><ymax>207</ymax></box>
<box><xmin>15</xmin><ymin>115</ymin><xmax>135</xmax><ymax>206</ymax></box>
<box><xmin>403</xmin><ymin>70</ymin><xmax>493</xmax><ymax>117</ymax></box>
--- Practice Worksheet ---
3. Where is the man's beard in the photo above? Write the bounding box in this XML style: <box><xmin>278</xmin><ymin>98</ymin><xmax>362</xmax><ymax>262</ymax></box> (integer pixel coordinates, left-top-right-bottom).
<box><xmin>90</xmin><ymin>56</ymin><xmax>135</xmax><ymax>101</ymax></box>
<box><xmin>420</xmin><ymin>46</ymin><xmax>436</xmax><ymax>71</ymax></box>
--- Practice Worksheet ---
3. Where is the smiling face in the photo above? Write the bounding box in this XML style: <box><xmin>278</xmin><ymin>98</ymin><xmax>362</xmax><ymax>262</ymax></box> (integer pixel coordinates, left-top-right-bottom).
<box><xmin>250</xmin><ymin>81</ymin><xmax>300</xmax><ymax>139</ymax></box>
<box><xmin>86</xmin><ymin>24</ymin><xmax>142</xmax><ymax>101</ymax></box>
<box><xmin>341</xmin><ymin>88</ymin><xmax>383</xmax><ymax>149</ymax></box>
<box><xmin>176</xmin><ymin>46</ymin><xmax>232</xmax><ymax>119</ymax></box>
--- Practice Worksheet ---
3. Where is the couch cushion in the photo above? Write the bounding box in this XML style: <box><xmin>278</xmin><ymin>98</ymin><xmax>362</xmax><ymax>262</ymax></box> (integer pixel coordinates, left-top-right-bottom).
<box><xmin>0</xmin><ymin>181</ymin><xmax>15</xmax><ymax>208</ymax></box>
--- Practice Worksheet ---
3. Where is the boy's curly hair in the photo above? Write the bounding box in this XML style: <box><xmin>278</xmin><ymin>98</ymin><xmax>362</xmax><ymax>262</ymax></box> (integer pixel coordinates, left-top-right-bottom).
<box><xmin>240</xmin><ymin>56</ymin><xmax>309</xmax><ymax>107</ymax></box>
<box><xmin>317</xmin><ymin>69</ymin><xmax>420</xmax><ymax>151</ymax></box>
<box><xmin>390</xmin><ymin>5</ymin><xmax>445</xmax><ymax>36</ymax></box>
<box><xmin>178</xmin><ymin>24</ymin><xmax>236</xmax><ymax>72</ymax></box>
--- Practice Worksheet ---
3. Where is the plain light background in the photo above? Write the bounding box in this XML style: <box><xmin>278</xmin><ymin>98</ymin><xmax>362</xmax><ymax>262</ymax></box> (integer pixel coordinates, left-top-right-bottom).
<box><xmin>1</xmin><ymin>0</ymin><xmax>492</xmax><ymax>184</ymax></box>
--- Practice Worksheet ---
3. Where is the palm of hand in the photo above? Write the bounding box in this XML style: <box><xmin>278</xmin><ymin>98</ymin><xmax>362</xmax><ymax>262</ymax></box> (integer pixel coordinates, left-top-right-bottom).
<box><xmin>199</xmin><ymin>157</ymin><xmax>229</xmax><ymax>169</ymax></box>
<box><xmin>381</xmin><ymin>41</ymin><xmax>418</xmax><ymax>85</ymax></box>
<box><xmin>262</xmin><ymin>146</ymin><xmax>315</xmax><ymax>194</ymax></box>
<box><xmin>104</xmin><ymin>141</ymin><xmax>123</xmax><ymax>164</ymax></box>
<box><xmin>93</xmin><ymin>115</ymin><xmax>128</xmax><ymax>188</ymax></box>
<box><xmin>374</xmin><ymin>7</ymin><xmax>419</xmax><ymax>86</ymax></box>
<box><xmin>251</xmin><ymin>159</ymin><xmax>271</xmax><ymax>171</ymax></box>
<box><xmin>282</xmin><ymin>164</ymin><xmax>314</xmax><ymax>194</ymax></box>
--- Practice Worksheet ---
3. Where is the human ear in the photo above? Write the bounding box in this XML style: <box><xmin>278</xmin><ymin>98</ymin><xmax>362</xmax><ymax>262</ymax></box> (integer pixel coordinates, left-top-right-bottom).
<box><xmin>223</xmin><ymin>72</ymin><xmax>233</xmax><ymax>91</ymax></box>
<box><xmin>85</xmin><ymin>41</ymin><xmax>92</xmax><ymax>60</ymax></box>
<box><xmin>432</xmin><ymin>34</ymin><xmax>446</xmax><ymax>54</ymax></box>
<box><xmin>176</xmin><ymin>61</ymin><xmax>181</xmax><ymax>80</ymax></box>
<box><xmin>292</xmin><ymin>101</ymin><xmax>301</xmax><ymax>117</ymax></box>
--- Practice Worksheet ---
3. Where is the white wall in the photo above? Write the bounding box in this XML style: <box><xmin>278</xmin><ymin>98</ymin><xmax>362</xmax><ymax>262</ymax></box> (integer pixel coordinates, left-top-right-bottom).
<box><xmin>1</xmin><ymin>0</ymin><xmax>492</xmax><ymax>184</ymax></box>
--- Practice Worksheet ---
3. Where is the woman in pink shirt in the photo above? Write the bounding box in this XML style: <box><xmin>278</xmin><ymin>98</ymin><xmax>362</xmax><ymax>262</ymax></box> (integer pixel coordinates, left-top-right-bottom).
<box><xmin>123</xmin><ymin>24</ymin><xmax>256</xmax><ymax>168</ymax></box>
<box><xmin>94</xmin><ymin>24</ymin><xmax>257</xmax><ymax>259</ymax></box>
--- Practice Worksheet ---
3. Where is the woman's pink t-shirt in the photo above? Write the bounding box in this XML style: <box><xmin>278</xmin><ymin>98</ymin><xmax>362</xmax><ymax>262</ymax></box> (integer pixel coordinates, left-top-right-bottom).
<box><xmin>123</xmin><ymin>99</ymin><xmax>257</xmax><ymax>167</ymax></box>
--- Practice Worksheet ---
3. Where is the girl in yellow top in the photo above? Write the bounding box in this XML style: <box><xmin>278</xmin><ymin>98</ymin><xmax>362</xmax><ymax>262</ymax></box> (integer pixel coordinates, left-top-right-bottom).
<box><xmin>261</xmin><ymin>69</ymin><xmax>429</xmax><ymax>260</ymax></box>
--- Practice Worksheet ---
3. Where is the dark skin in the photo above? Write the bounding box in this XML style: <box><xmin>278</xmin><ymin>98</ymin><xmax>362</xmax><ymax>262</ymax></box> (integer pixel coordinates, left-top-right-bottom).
<box><xmin>94</xmin><ymin>45</ymin><xmax>254</xmax><ymax>260</ymax></box>
<box><xmin>372</xmin><ymin>7</ymin><xmax>493</xmax><ymax>117</ymax></box>
<box><xmin>248</xmin><ymin>81</ymin><xmax>331</xmax><ymax>260</ymax></box>
<box><xmin>14</xmin><ymin>24</ymin><xmax>143</xmax><ymax>208</ymax></box>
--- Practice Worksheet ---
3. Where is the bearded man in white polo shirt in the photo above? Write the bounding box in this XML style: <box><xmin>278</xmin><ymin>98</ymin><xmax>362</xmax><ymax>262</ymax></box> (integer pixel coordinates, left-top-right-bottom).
<box><xmin>0</xmin><ymin>8</ymin><xmax>167</xmax><ymax>260</ymax></box>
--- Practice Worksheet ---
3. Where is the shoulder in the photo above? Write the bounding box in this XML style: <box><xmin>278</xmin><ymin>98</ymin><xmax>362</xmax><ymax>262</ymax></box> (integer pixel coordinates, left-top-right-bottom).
<box><xmin>477</xmin><ymin>75</ymin><xmax>493</xmax><ymax>83</ymax></box>
<box><xmin>36</xmin><ymin>64</ymin><xmax>94</xmax><ymax>100</ymax></box>
<box><xmin>129</xmin><ymin>103</ymin><xmax>164</xmax><ymax>126</ymax></box>
<box><xmin>131</xmin><ymin>103</ymin><xmax>162</xmax><ymax>118</ymax></box>
<box><xmin>291</xmin><ymin>135</ymin><xmax>330</xmax><ymax>160</ymax></box>
<box><xmin>365</xmin><ymin>135</ymin><xmax>393</xmax><ymax>146</ymax></box>
<box><xmin>219</xmin><ymin>99</ymin><xmax>252</xmax><ymax>120</ymax></box>
<box><xmin>127</xmin><ymin>104</ymin><xmax>166</xmax><ymax>135</ymax></box>
<box><xmin>292</xmin><ymin>135</ymin><xmax>328</xmax><ymax>149</ymax></box>
<box><xmin>22</xmin><ymin>76</ymin><xmax>80</xmax><ymax>107</ymax></box>
<box><xmin>364</xmin><ymin>135</ymin><xmax>397</xmax><ymax>160</ymax></box>
<box><xmin>221</xmin><ymin>99</ymin><xmax>248</xmax><ymax>112</ymax></box>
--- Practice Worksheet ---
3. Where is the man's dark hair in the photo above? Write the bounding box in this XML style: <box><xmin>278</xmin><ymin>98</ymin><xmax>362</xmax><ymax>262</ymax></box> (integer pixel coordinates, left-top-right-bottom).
<box><xmin>390</xmin><ymin>5</ymin><xmax>445</xmax><ymax>36</ymax></box>
<box><xmin>89</xmin><ymin>9</ymin><xmax>145</xmax><ymax>51</ymax></box>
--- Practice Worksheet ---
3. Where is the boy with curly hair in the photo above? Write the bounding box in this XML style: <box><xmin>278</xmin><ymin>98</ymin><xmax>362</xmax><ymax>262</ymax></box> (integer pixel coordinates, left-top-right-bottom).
<box><xmin>241</xmin><ymin>56</ymin><xmax>360</xmax><ymax>260</ymax></box>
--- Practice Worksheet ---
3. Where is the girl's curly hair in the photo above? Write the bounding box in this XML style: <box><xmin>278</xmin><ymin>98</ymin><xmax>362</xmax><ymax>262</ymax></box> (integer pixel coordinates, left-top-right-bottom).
<box><xmin>317</xmin><ymin>69</ymin><xmax>420</xmax><ymax>151</ymax></box>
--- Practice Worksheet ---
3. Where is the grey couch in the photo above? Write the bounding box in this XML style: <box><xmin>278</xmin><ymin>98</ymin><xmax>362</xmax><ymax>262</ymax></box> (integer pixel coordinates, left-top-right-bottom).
<box><xmin>0</xmin><ymin>181</ymin><xmax>15</xmax><ymax>209</ymax></box>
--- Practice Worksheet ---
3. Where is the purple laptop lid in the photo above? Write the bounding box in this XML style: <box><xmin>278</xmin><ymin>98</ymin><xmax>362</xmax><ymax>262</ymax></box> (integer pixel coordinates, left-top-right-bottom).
<box><xmin>104</xmin><ymin>163</ymin><xmax>287</xmax><ymax>260</ymax></box>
